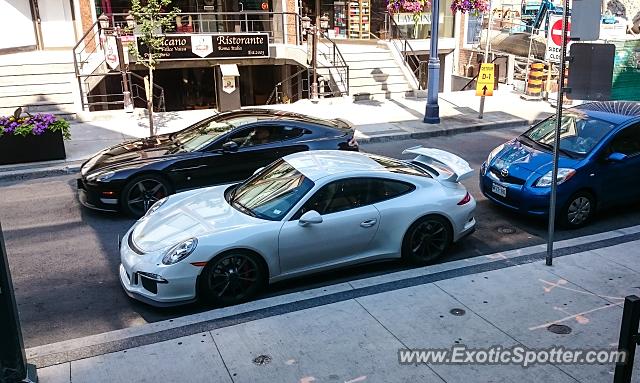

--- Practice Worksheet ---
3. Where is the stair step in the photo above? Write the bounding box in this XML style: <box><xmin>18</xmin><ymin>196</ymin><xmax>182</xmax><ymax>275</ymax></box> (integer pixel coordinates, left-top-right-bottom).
<box><xmin>343</xmin><ymin>61</ymin><xmax>400</xmax><ymax>70</ymax></box>
<box><xmin>349</xmin><ymin>67</ymin><xmax>404</xmax><ymax>78</ymax></box>
<box><xmin>0</xmin><ymin>62</ymin><xmax>74</xmax><ymax>77</ymax></box>
<box><xmin>350</xmin><ymin>83</ymin><xmax>413</xmax><ymax>93</ymax></box>
<box><xmin>340</xmin><ymin>52</ymin><xmax>394</xmax><ymax>60</ymax></box>
<box><xmin>0</xmin><ymin>102</ymin><xmax>76</xmax><ymax>116</ymax></box>
<box><xmin>1</xmin><ymin>93</ymin><xmax>76</xmax><ymax>107</ymax></box>
<box><xmin>0</xmin><ymin>72</ymin><xmax>76</xmax><ymax>87</ymax></box>
<box><xmin>0</xmin><ymin>82</ymin><xmax>75</xmax><ymax>96</ymax></box>
<box><xmin>353</xmin><ymin>91</ymin><xmax>409</xmax><ymax>101</ymax></box>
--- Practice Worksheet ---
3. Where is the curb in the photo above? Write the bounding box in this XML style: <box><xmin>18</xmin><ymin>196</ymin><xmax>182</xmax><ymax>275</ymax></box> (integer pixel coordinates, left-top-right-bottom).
<box><xmin>356</xmin><ymin>118</ymin><xmax>541</xmax><ymax>144</ymax></box>
<box><xmin>0</xmin><ymin>118</ymin><xmax>541</xmax><ymax>182</ymax></box>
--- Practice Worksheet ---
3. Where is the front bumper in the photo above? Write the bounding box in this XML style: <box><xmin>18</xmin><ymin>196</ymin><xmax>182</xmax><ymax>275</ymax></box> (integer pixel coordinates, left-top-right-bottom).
<box><xmin>119</xmin><ymin>231</ymin><xmax>200</xmax><ymax>307</ymax></box>
<box><xmin>479</xmin><ymin>162</ymin><xmax>568</xmax><ymax>216</ymax></box>
<box><xmin>77</xmin><ymin>178</ymin><xmax>120</xmax><ymax>212</ymax></box>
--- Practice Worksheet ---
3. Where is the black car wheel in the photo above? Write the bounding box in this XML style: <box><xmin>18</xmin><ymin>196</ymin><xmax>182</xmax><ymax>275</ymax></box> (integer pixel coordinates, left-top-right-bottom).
<box><xmin>121</xmin><ymin>175</ymin><xmax>172</xmax><ymax>217</ymax></box>
<box><xmin>402</xmin><ymin>215</ymin><xmax>452</xmax><ymax>265</ymax></box>
<box><xmin>198</xmin><ymin>251</ymin><xmax>266</xmax><ymax>307</ymax></box>
<box><xmin>560</xmin><ymin>191</ymin><xmax>595</xmax><ymax>229</ymax></box>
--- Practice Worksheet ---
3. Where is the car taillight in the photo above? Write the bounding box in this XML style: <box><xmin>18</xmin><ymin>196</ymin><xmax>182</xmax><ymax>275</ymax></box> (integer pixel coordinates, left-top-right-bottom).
<box><xmin>457</xmin><ymin>192</ymin><xmax>471</xmax><ymax>205</ymax></box>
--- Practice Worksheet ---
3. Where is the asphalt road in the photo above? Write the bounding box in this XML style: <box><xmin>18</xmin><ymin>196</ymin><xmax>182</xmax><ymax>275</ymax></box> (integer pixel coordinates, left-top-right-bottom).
<box><xmin>2</xmin><ymin>125</ymin><xmax>639</xmax><ymax>348</ymax></box>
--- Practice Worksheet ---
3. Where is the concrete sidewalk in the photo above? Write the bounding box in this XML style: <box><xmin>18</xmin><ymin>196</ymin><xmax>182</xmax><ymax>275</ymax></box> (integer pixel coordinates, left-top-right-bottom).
<box><xmin>33</xmin><ymin>226</ymin><xmax>640</xmax><ymax>383</ymax></box>
<box><xmin>0</xmin><ymin>89</ymin><xmax>554</xmax><ymax>180</ymax></box>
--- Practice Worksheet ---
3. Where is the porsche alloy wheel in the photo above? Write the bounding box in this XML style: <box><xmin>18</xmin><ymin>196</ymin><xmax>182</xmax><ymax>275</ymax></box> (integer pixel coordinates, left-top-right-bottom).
<box><xmin>122</xmin><ymin>175</ymin><xmax>171</xmax><ymax>217</ymax></box>
<box><xmin>199</xmin><ymin>252</ymin><xmax>265</xmax><ymax>307</ymax></box>
<box><xmin>402</xmin><ymin>215</ymin><xmax>452</xmax><ymax>265</ymax></box>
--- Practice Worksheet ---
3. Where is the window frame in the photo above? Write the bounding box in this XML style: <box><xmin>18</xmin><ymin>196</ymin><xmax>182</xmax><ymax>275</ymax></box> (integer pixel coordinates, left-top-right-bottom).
<box><xmin>604</xmin><ymin>122</ymin><xmax>640</xmax><ymax>158</ymax></box>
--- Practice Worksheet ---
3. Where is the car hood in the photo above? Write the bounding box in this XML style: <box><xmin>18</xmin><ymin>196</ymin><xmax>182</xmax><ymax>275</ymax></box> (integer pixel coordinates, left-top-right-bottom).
<box><xmin>131</xmin><ymin>185</ymin><xmax>260</xmax><ymax>253</ymax></box>
<box><xmin>81</xmin><ymin>134</ymin><xmax>189</xmax><ymax>175</ymax></box>
<box><xmin>490</xmin><ymin>139</ymin><xmax>580</xmax><ymax>177</ymax></box>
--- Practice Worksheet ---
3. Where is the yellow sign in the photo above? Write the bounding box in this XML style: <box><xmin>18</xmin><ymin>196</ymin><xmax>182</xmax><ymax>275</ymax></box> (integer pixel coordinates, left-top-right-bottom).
<box><xmin>476</xmin><ymin>63</ymin><xmax>495</xmax><ymax>96</ymax></box>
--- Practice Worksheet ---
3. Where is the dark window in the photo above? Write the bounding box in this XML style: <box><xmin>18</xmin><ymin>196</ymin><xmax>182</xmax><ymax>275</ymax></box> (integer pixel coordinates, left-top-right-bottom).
<box><xmin>292</xmin><ymin>177</ymin><xmax>415</xmax><ymax>219</ymax></box>
<box><xmin>294</xmin><ymin>178</ymin><xmax>371</xmax><ymax>218</ymax></box>
<box><xmin>368</xmin><ymin>179</ymin><xmax>416</xmax><ymax>204</ymax></box>
<box><xmin>273</xmin><ymin>126</ymin><xmax>305</xmax><ymax>141</ymax></box>
<box><xmin>608</xmin><ymin>124</ymin><xmax>640</xmax><ymax>157</ymax></box>
<box><xmin>228</xmin><ymin>126</ymin><xmax>279</xmax><ymax>148</ymax></box>
<box><xmin>367</xmin><ymin>154</ymin><xmax>432</xmax><ymax>178</ymax></box>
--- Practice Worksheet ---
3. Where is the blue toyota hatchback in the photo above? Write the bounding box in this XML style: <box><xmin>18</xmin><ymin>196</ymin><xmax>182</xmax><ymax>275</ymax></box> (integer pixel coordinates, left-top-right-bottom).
<box><xmin>480</xmin><ymin>101</ymin><xmax>640</xmax><ymax>228</ymax></box>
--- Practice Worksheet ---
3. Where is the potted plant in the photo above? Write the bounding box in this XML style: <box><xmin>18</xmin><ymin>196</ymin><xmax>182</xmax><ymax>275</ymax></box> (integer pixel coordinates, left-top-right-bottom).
<box><xmin>0</xmin><ymin>109</ymin><xmax>70</xmax><ymax>165</ymax></box>
<box><xmin>450</xmin><ymin>0</ymin><xmax>490</xmax><ymax>15</ymax></box>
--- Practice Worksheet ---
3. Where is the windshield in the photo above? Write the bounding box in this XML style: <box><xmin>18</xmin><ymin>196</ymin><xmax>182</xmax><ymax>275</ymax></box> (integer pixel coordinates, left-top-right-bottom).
<box><xmin>172</xmin><ymin>120</ymin><xmax>232</xmax><ymax>151</ymax></box>
<box><xmin>229</xmin><ymin>159</ymin><xmax>315</xmax><ymax>221</ymax></box>
<box><xmin>522</xmin><ymin>113</ymin><xmax>616</xmax><ymax>156</ymax></box>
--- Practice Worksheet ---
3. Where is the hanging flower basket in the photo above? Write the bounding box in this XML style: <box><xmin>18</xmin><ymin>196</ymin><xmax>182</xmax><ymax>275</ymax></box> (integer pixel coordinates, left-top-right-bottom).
<box><xmin>387</xmin><ymin>0</ymin><xmax>431</xmax><ymax>16</ymax></box>
<box><xmin>0</xmin><ymin>112</ymin><xmax>70</xmax><ymax>165</ymax></box>
<box><xmin>450</xmin><ymin>0</ymin><xmax>490</xmax><ymax>15</ymax></box>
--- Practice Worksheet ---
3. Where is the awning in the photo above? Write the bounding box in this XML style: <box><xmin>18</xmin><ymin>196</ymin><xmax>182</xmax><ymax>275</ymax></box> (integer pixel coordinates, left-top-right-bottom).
<box><xmin>219</xmin><ymin>64</ymin><xmax>240</xmax><ymax>77</ymax></box>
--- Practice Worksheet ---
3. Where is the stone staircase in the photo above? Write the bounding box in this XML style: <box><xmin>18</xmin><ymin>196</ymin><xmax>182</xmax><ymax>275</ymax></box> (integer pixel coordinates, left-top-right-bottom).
<box><xmin>335</xmin><ymin>42</ymin><xmax>415</xmax><ymax>101</ymax></box>
<box><xmin>0</xmin><ymin>51</ymin><xmax>77</xmax><ymax>118</ymax></box>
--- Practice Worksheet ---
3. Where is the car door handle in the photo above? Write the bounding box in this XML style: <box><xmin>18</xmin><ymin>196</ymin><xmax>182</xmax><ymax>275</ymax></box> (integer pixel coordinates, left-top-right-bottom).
<box><xmin>360</xmin><ymin>219</ymin><xmax>377</xmax><ymax>228</ymax></box>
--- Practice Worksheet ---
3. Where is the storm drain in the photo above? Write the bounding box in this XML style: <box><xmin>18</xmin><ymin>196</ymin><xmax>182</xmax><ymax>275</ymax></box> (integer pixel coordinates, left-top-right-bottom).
<box><xmin>449</xmin><ymin>308</ymin><xmax>466</xmax><ymax>316</ymax></box>
<box><xmin>547</xmin><ymin>324</ymin><xmax>572</xmax><ymax>334</ymax></box>
<box><xmin>253</xmin><ymin>355</ymin><xmax>272</xmax><ymax>366</ymax></box>
<box><xmin>497</xmin><ymin>226</ymin><xmax>516</xmax><ymax>235</ymax></box>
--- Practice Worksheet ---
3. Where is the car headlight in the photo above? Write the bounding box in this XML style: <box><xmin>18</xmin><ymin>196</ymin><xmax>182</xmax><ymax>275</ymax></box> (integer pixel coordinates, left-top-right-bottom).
<box><xmin>86</xmin><ymin>171</ymin><xmax>115</xmax><ymax>182</ymax></box>
<box><xmin>144</xmin><ymin>197</ymin><xmax>169</xmax><ymax>217</ymax></box>
<box><xmin>162</xmin><ymin>238</ymin><xmax>198</xmax><ymax>265</ymax></box>
<box><xmin>535</xmin><ymin>168</ymin><xmax>576</xmax><ymax>187</ymax></box>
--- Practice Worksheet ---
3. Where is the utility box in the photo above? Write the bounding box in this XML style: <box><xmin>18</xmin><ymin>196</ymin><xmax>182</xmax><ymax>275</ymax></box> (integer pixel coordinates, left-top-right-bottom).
<box><xmin>216</xmin><ymin>64</ymin><xmax>241</xmax><ymax>112</ymax></box>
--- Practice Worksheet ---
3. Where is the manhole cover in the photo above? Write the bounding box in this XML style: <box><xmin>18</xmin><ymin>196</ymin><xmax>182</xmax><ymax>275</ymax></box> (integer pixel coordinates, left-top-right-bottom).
<box><xmin>547</xmin><ymin>324</ymin><xmax>572</xmax><ymax>334</ymax></box>
<box><xmin>252</xmin><ymin>355</ymin><xmax>272</xmax><ymax>366</ymax></box>
<box><xmin>497</xmin><ymin>226</ymin><xmax>516</xmax><ymax>234</ymax></box>
<box><xmin>450</xmin><ymin>308</ymin><xmax>466</xmax><ymax>316</ymax></box>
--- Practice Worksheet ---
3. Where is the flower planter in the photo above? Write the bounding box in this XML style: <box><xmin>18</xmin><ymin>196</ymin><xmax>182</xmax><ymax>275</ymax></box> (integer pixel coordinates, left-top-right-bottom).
<box><xmin>0</xmin><ymin>129</ymin><xmax>66</xmax><ymax>165</ymax></box>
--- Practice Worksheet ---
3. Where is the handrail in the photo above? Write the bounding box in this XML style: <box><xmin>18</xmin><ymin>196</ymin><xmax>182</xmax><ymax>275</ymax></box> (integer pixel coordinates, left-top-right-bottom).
<box><xmin>266</xmin><ymin>68</ymin><xmax>308</xmax><ymax>104</ymax></box>
<box><xmin>316</xmin><ymin>30</ymin><xmax>349</xmax><ymax>95</ymax></box>
<box><xmin>384</xmin><ymin>12</ymin><xmax>428</xmax><ymax>90</ymax></box>
<box><xmin>129</xmin><ymin>72</ymin><xmax>166</xmax><ymax>112</ymax></box>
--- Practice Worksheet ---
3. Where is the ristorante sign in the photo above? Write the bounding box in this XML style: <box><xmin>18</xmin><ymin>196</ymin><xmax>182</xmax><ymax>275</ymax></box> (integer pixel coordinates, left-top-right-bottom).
<box><xmin>136</xmin><ymin>33</ymin><xmax>270</xmax><ymax>60</ymax></box>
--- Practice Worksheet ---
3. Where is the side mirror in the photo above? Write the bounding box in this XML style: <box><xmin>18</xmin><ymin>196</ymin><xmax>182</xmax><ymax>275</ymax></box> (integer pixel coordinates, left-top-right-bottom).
<box><xmin>607</xmin><ymin>152</ymin><xmax>627</xmax><ymax>162</ymax></box>
<box><xmin>222</xmin><ymin>141</ymin><xmax>238</xmax><ymax>153</ymax></box>
<box><xmin>298</xmin><ymin>210</ymin><xmax>323</xmax><ymax>227</ymax></box>
<box><xmin>253</xmin><ymin>166</ymin><xmax>264</xmax><ymax>176</ymax></box>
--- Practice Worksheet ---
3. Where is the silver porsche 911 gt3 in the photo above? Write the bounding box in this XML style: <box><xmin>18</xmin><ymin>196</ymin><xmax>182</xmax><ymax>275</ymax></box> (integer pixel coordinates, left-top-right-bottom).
<box><xmin>119</xmin><ymin>147</ymin><xmax>476</xmax><ymax>307</ymax></box>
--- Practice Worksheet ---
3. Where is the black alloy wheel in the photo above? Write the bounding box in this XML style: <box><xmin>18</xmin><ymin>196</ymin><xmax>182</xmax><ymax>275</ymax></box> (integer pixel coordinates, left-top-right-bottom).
<box><xmin>560</xmin><ymin>191</ymin><xmax>595</xmax><ymax>229</ymax></box>
<box><xmin>121</xmin><ymin>175</ymin><xmax>171</xmax><ymax>217</ymax></box>
<box><xmin>198</xmin><ymin>252</ymin><xmax>266</xmax><ymax>307</ymax></box>
<box><xmin>402</xmin><ymin>215</ymin><xmax>452</xmax><ymax>265</ymax></box>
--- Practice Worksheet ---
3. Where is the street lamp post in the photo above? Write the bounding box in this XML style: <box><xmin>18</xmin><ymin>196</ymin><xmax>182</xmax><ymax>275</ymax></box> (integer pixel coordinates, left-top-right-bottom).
<box><xmin>423</xmin><ymin>0</ymin><xmax>440</xmax><ymax>124</ymax></box>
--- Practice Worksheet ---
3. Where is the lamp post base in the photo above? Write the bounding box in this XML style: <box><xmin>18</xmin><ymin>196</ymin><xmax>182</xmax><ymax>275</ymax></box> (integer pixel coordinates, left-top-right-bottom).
<box><xmin>423</xmin><ymin>104</ymin><xmax>440</xmax><ymax>124</ymax></box>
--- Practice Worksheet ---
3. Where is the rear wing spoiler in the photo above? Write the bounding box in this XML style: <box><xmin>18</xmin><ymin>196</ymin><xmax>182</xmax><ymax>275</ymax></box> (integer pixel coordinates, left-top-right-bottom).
<box><xmin>402</xmin><ymin>146</ymin><xmax>473</xmax><ymax>183</ymax></box>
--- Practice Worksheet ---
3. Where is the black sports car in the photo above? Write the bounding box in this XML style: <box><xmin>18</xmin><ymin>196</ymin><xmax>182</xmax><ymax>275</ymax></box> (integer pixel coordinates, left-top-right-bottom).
<box><xmin>77</xmin><ymin>109</ymin><xmax>358</xmax><ymax>216</ymax></box>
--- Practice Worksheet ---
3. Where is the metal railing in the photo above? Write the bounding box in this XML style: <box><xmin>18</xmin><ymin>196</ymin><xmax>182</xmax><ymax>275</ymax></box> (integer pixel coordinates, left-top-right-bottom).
<box><xmin>384</xmin><ymin>12</ymin><xmax>428</xmax><ymax>90</ymax></box>
<box><xmin>266</xmin><ymin>68</ymin><xmax>309</xmax><ymax>104</ymax></box>
<box><xmin>108</xmin><ymin>11</ymin><xmax>303</xmax><ymax>45</ymax></box>
<box><xmin>316</xmin><ymin>30</ymin><xmax>349</xmax><ymax>97</ymax></box>
<box><xmin>79</xmin><ymin>71</ymin><xmax>166</xmax><ymax>112</ymax></box>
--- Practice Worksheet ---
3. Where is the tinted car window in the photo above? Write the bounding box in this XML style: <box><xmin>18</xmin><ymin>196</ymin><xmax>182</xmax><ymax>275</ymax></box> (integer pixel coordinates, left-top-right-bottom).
<box><xmin>229</xmin><ymin>126</ymin><xmax>279</xmax><ymax>148</ymax></box>
<box><xmin>369</xmin><ymin>178</ymin><xmax>415</xmax><ymax>204</ymax></box>
<box><xmin>367</xmin><ymin>154</ymin><xmax>431</xmax><ymax>177</ymax></box>
<box><xmin>294</xmin><ymin>178</ymin><xmax>371</xmax><ymax>218</ymax></box>
<box><xmin>608</xmin><ymin>124</ymin><xmax>640</xmax><ymax>156</ymax></box>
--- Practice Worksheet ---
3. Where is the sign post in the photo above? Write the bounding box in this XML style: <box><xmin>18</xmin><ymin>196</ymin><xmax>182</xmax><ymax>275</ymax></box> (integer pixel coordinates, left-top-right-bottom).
<box><xmin>478</xmin><ymin>0</ymin><xmax>493</xmax><ymax>119</ymax></box>
<box><xmin>546</xmin><ymin>0</ymin><xmax>570</xmax><ymax>267</ymax></box>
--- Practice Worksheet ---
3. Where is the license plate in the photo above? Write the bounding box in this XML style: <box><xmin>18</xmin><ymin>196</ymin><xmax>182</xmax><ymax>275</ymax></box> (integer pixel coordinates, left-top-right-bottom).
<box><xmin>492</xmin><ymin>182</ymin><xmax>507</xmax><ymax>197</ymax></box>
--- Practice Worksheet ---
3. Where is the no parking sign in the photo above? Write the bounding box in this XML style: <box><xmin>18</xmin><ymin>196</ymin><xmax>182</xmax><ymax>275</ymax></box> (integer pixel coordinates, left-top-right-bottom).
<box><xmin>545</xmin><ymin>16</ymin><xmax>572</xmax><ymax>63</ymax></box>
